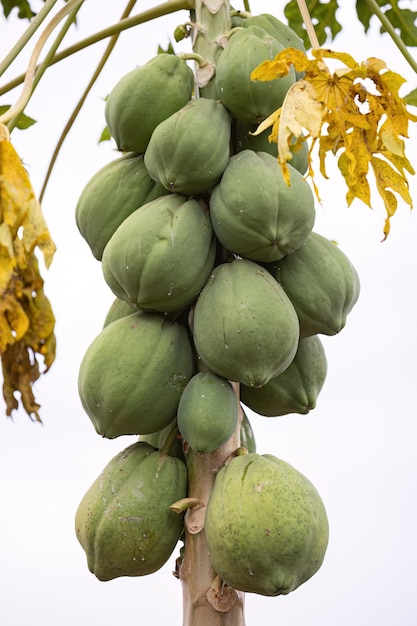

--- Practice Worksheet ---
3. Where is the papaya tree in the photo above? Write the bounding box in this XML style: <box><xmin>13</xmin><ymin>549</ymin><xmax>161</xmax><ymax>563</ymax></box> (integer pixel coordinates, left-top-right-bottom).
<box><xmin>0</xmin><ymin>1</ymin><xmax>416</xmax><ymax>625</ymax></box>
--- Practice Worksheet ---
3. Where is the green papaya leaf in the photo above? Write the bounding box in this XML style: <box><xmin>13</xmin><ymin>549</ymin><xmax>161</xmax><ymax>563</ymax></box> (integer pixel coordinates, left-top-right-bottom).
<box><xmin>355</xmin><ymin>0</ymin><xmax>386</xmax><ymax>32</ymax></box>
<box><xmin>157</xmin><ymin>41</ymin><xmax>175</xmax><ymax>55</ymax></box>
<box><xmin>384</xmin><ymin>7</ymin><xmax>417</xmax><ymax>46</ymax></box>
<box><xmin>404</xmin><ymin>87</ymin><xmax>417</xmax><ymax>106</ymax></box>
<box><xmin>0</xmin><ymin>106</ymin><xmax>36</xmax><ymax>129</ymax></box>
<box><xmin>1</xmin><ymin>0</ymin><xmax>39</xmax><ymax>19</ymax></box>
<box><xmin>284</xmin><ymin>0</ymin><xmax>341</xmax><ymax>48</ymax></box>
<box><xmin>98</xmin><ymin>126</ymin><xmax>111</xmax><ymax>143</ymax></box>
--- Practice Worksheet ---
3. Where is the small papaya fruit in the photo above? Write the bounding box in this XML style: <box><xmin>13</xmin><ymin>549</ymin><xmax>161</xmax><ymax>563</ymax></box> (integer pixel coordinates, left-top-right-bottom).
<box><xmin>215</xmin><ymin>26</ymin><xmax>296</xmax><ymax>123</ymax></box>
<box><xmin>75</xmin><ymin>441</ymin><xmax>187</xmax><ymax>581</ymax></box>
<box><xmin>266</xmin><ymin>232</ymin><xmax>361</xmax><ymax>337</ymax></box>
<box><xmin>233</xmin><ymin>120</ymin><xmax>309</xmax><ymax>175</ymax></box>
<box><xmin>78</xmin><ymin>312</ymin><xmax>194</xmax><ymax>438</ymax></box>
<box><xmin>177</xmin><ymin>372</ymin><xmax>238</xmax><ymax>453</ymax></box>
<box><xmin>139</xmin><ymin>419</ymin><xmax>185</xmax><ymax>461</ymax></box>
<box><xmin>144</xmin><ymin>98</ymin><xmax>231</xmax><ymax>196</ymax></box>
<box><xmin>241</xmin><ymin>335</ymin><xmax>327</xmax><ymax>416</ymax></box>
<box><xmin>103</xmin><ymin>297</ymin><xmax>139</xmax><ymax>328</ymax></box>
<box><xmin>102</xmin><ymin>194</ymin><xmax>216</xmax><ymax>314</ymax></box>
<box><xmin>75</xmin><ymin>153</ymin><xmax>168</xmax><ymax>260</ymax></box>
<box><xmin>192</xmin><ymin>259</ymin><xmax>299</xmax><ymax>387</ymax></box>
<box><xmin>205</xmin><ymin>452</ymin><xmax>329</xmax><ymax>596</ymax></box>
<box><xmin>104</xmin><ymin>53</ymin><xmax>194</xmax><ymax>154</ymax></box>
<box><xmin>240</xmin><ymin>407</ymin><xmax>257</xmax><ymax>453</ymax></box>
<box><xmin>209</xmin><ymin>150</ymin><xmax>315</xmax><ymax>262</ymax></box>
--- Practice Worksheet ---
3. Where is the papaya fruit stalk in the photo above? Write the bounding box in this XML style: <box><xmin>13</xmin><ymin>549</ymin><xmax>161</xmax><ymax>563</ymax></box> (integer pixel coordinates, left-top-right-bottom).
<box><xmin>177</xmin><ymin>8</ymin><xmax>245</xmax><ymax>624</ymax></box>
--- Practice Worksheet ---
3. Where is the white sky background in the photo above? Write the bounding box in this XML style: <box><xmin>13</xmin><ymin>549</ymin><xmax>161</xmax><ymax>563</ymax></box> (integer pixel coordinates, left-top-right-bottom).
<box><xmin>1</xmin><ymin>1</ymin><xmax>417</xmax><ymax>624</ymax></box>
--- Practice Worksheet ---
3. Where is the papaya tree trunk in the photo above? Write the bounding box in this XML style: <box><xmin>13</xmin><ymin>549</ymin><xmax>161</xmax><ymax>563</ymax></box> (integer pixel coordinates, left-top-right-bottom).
<box><xmin>178</xmin><ymin>3</ymin><xmax>247</xmax><ymax>624</ymax></box>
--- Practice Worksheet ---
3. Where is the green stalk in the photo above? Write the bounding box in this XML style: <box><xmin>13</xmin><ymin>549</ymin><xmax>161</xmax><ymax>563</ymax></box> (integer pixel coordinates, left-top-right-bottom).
<box><xmin>39</xmin><ymin>0</ymin><xmax>140</xmax><ymax>202</ymax></box>
<box><xmin>0</xmin><ymin>0</ymin><xmax>61</xmax><ymax>77</ymax></box>
<box><xmin>362</xmin><ymin>0</ymin><xmax>417</xmax><ymax>74</ymax></box>
<box><xmin>0</xmin><ymin>0</ymin><xmax>195</xmax><ymax>98</ymax></box>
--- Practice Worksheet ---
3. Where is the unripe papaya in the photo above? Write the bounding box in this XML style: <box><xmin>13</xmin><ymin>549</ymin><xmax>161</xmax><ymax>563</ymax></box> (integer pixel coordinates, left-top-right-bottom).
<box><xmin>78</xmin><ymin>312</ymin><xmax>194</xmax><ymax>438</ymax></box>
<box><xmin>242</xmin><ymin>13</ymin><xmax>306</xmax><ymax>80</ymax></box>
<box><xmin>103</xmin><ymin>297</ymin><xmax>139</xmax><ymax>328</ymax></box>
<box><xmin>233</xmin><ymin>120</ymin><xmax>309</xmax><ymax>175</ymax></box>
<box><xmin>192</xmin><ymin>259</ymin><xmax>299</xmax><ymax>387</ymax></box>
<box><xmin>241</xmin><ymin>335</ymin><xmax>327</xmax><ymax>416</ymax></box>
<box><xmin>75</xmin><ymin>153</ymin><xmax>168</xmax><ymax>260</ymax></box>
<box><xmin>205</xmin><ymin>452</ymin><xmax>329</xmax><ymax>596</ymax></box>
<box><xmin>139</xmin><ymin>419</ymin><xmax>184</xmax><ymax>461</ymax></box>
<box><xmin>240</xmin><ymin>407</ymin><xmax>257</xmax><ymax>453</ymax></box>
<box><xmin>102</xmin><ymin>194</ymin><xmax>216</xmax><ymax>313</ymax></box>
<box><xmin>266</xmin><ymin>232</ymin><xmax>360</xmax><ymax>337</ymax></box>
<box><xmin>209</xmin><ymin>150</ymin><xmax>315</xmax><ymax>262</ymax></box>
<box><xmin>75</xmin><ymin>442</ymin><xmax>187</xmax><ymax>581</ymax></box>
<box><xmin>215</xmin><ymin>26</ymin><xmax>296</xmax><ymax>123</ymax></box>
<box><xmin>104</xmin><ymin>53</ymin><xmax>194</xmax><ymax>154</ymax></box>
<box><xmin>177</xmin><ymin>372</ymin><xmax>238</xmax><ymax>453</ymax></box>
<box><xmin>144</xmin><ymin>98</ymin><xmax>231</xmax><ymax>196</ymax></box>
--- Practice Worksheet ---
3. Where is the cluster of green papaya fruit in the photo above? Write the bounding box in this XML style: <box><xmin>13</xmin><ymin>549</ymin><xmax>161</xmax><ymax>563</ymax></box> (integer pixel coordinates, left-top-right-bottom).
<box><xmin>74</xmin><ymin>12</ymin><xmax>360</xmax><ymax>598</ymax></box>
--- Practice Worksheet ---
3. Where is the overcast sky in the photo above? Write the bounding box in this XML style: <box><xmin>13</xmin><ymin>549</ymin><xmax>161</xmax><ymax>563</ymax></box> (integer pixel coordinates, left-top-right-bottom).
<box><xmin>1</xmin><ymin>1</ymin><xmax>417</xmax><ymax>625</ymax></box>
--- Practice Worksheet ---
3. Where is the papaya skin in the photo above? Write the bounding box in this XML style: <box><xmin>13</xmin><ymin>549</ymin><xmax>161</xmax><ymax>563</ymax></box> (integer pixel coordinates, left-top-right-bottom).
<box><xmin>75</xmin><ymin>442</ymin><xmax>187</xmax><ymax>581</ymax></box>
<box><xmin>78</xmin><ymin>312</ymin><xmax>194</xmax><ymax>438</ymax></box>
<box><xmin>192</xmin><ymin>259</ymin><xmax>300</xmax><ymax>387</ymax></box>
<box><xmin>105</xmin><ymin>53</ymin><xmax>194</xmax><ymax>154</ymax></box>
<box><xmin>205</xmin><ymin>453</ymin><xmax>329</xmax><ymax>596</ymax></box>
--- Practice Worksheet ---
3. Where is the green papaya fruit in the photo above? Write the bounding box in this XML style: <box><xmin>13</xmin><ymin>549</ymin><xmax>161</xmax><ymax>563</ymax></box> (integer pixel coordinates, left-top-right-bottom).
<box><xmin>192</xmin><ymin>259</ymin><xmax>299</xmax><ymax>388</ymax></box>
<box><xmin>240</xmin><ymin>407</ymin><xmax>256</xmax><ymax>453</ymax></box>
<box><xmin>205</xmin><ymin>452</ymin><xmax>329</xmax><ymax>596</ymax></box>
<box><xmin>241</xmin><ymin>335</ymin><xmax>327</xmax><ymax>416</ymax></box>
<box><xmin>209</xmin><ymin>150</ymin><xmax>315</xmax><ymax>262</ymax></box>
<box><xmin>266</xmin><ymin>232</ymin><xmax>361</xmax><ymax>337</ymax></box>
<box><xmin>139</xmin><ymin>419</ymin><xmax>185</xmax><ymax>461</ymax></box>
<box><xmin>103</xmin><ymin>297</ymin><xmax>139</xmax><ymax>328</ymax></box>
<box><xmin>233</xmin><ymin>120</ymin><xmax>309</xmax><ymax>175</ymax></box>
<box><xmin>104</xmin><ymin>53</ymin><xmax>194</xmax><ymax>154</ymax></box>
<box><xmin>242</xmin><ymin>13</ymin><xmax>306</xmax><ymax>79</ymax></box>
<box><xmin>215</xmin><ymin>26</ymin><xmax>296</xmax><ymax>123</ymax></box>
<box><xmin>177</xmin><ymin>371</ymin><xmax>238</xmax><ymax>453</ymax></box>
<box><xmin>144</xmin><ymin>98</ymin><xmax>231</xmax><ymax>196</ymax></box>
<box><xmin>75</xmin><ymin>153</ymin><xmax>168</xmax><ymax>260</ymax></box>
<box><xmin>75</xmin><ymin>441</ymin><xmax>187</xmax><ymax>581</ymax></box>
<box><xmin>78</xmin><ymin>312</ymin><xmax>194</xmax><ymax>438</ymax></box>
<box><xmin>102</xmin><ymin>194</ymin><xmax>216</xmax><ymax>314</ymax></box>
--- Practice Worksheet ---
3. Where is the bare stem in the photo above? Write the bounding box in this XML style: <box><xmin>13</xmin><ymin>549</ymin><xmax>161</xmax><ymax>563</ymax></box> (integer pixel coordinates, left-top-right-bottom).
<box><xmin>296</xmin><ymin>0</ymin><xmax>320</xmax><ymax>49</ymax></box>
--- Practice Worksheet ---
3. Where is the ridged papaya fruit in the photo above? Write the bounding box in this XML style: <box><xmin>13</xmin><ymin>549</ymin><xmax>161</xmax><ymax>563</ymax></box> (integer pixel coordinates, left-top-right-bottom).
<box><xmin>102</xmin><ymin>194</ymin><xmax>216</xmax><ymax>313</ymax></box>
<box><xmin>241</xmin><ymin>335</ymin><xmax>327</xmax><ymax>416</ymax></box>
<box><xmin>75</xmin><ymin>442</ymin><xmax>187</xmax><ymax>581</ymax></box>
<box><xmin>192</xmin><ymin>259</ymin><xmax>299</xmax><ymax>387</ymax></box>
<box><xmin>266</xmin><ymin>232</ymin><xmax>360</xmax><ymax>337</ymax></box>
<box><xmin>75</xmin><ymin>153</ymin><xmax>168</xmax><ymax>260</ymax></box>
<box><xmin>233</xmin><ymin>120</ymin><xmax>309</xmax><ymax>175</ymax></box>
<box><xmin>78</xmin><ymin>312</ymin><xmax>194</xmax><ymax>438</ymax></box>
<box><xmin>215</xmin><ymin>26</ymin><xmax>296</xmax><ymax>123</ymax></box>
<box><xmin>205</xmin><ymin>452</ymin><xmax>329</xmax><ymax>596</ymax></box>
<box><xmin>104</xmin><ymin>53</ymin><xmax>194</xmax><ymax>154</ymax></box>
<box><xmin>240</xmin><ymin>407</ymin><xmax>257</xmax><ymax>453</ymax></box>
<box><xmin>242</xmin><ymin>13</ymin><xmax>306</xmax><ymax>79</ymax></box>
<box><xmin>103</xmin><ymin>297</ymin><xmax>139</xmax><ymax>328</ymax></box>
<box><xmin>177</xmin><ymin>372</ymin><xmax>238</xmax><ymax>453</ymax></box>
<box><xmin>209</xmin><ymin>150</ymin><xmax>315</xmax><ymax>262</ymax></box>
<box><xmin>144</xmin><ymin>98</ymin><xmax>231</xmax><ymax>196</ymax></box>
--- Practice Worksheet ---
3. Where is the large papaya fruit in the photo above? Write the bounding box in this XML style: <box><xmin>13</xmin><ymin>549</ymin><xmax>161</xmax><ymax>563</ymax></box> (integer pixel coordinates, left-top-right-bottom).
<box><xmin>192</xmin><ymin>259</ymin><xmax>299</xmax><ymax>388</ymax></box>
<box><xmin>75</xmin><ymin>153</ymin><xmax>168</xmax><ymax>260</ymax></box>
<box><xmin>240</xmin><ymin>335</ymin><xmax>327</xmax><ymax>417</ymax></box>
<box><xmin>78</xmin><ymin>312</ymin><xmax>194</xmax><ymax>438</ymax></box>
<box><xmin>102</xmin><ymin>194</ymin><xmax>216</xmax><ymax>314</ymax></box>
<box><xmin>104</xmin><ymin>53</ymin><xmax>194</xmax><ymax>154</ymax></box>
<box><xmin>215</xmin><ymin>26</ymin><xmax>296</xmax><ymax>123</ymax></box>
<box><xmin>205</xmin><ymin>452</ymin><xmax>329</xmax><ymax>596</ymax></box>
<box><xmin>144</xmin><ymin>98</ymin><xmax>231</xmax><ymax>196</ymax></box>
<box><xmin>233</xmin><ymin>121</ymin><xmax>309</xmax><ymax>175</ymax></box>
<box><xmin>209</xmin><ymin>150</ymin><xmax>315</xmax><ymax>262</ymax></box>
<box><xmin>266</xmin><ymin>232</ymin><xmax>361</xmax><ymax>337</ymax></box>
<box><xmin>75</xmin><ymin>442</ymin><xmax>187</xmax><ymax>581</ymax></box>
<box><xmin>177</xmin><ymin>371</ymin><xmax>238</xmax><ymax>453</ymax></box>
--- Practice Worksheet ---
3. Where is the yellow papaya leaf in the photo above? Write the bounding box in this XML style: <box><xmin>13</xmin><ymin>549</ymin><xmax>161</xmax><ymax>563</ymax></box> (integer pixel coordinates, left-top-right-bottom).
<box><xmin>251</xmin><ymin>47</ymin><xmax>417</xmax><ymax>237</ymax></box>
<box><xmin>0</xmin><ymin>123</ymin><xmax>56</xmax><ymax>420</ymax></box>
